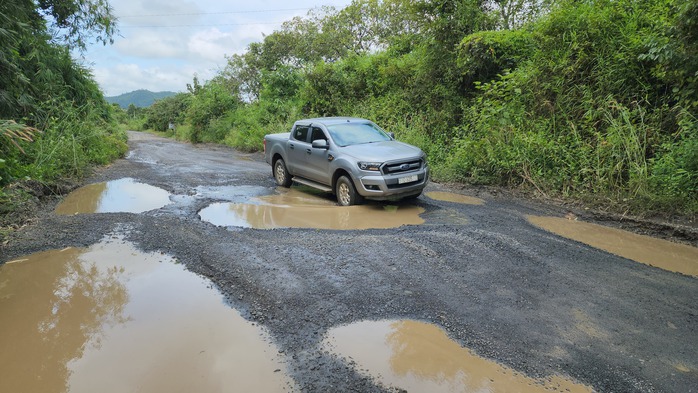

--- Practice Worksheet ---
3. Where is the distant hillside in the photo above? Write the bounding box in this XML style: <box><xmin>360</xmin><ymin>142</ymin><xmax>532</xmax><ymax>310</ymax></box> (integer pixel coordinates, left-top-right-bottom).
<box><xmin>106</xmin><ymin>89</ymin><xmax>177</xmax><ymax>108</ymax></box>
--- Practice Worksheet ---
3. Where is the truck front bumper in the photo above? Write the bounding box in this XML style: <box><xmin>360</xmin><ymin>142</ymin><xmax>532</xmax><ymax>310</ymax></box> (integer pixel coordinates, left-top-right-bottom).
<box><xmin>355</xmin><ymin>167</ymin><xmax>430</xmax><ymax>200</ymax></box>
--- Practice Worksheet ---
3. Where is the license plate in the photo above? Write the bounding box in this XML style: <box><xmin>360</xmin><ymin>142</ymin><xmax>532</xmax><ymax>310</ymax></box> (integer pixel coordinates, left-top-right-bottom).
<box><xmin>398</xmin><ymin>174</ymin><xmax>418</xmax><ymax>184</ymax></box>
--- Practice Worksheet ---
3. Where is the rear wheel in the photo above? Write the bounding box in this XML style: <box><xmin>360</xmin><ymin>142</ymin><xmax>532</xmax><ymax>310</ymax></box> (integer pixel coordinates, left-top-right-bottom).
<box><xmin>336</xmin><ymin>175</ymin><xmax>363</xmax><ymax>206</ymax></box>
<box><xmin>273</xmin><ymin>158</ymin><xmax>292</xmax><ymax>187</ymax></box>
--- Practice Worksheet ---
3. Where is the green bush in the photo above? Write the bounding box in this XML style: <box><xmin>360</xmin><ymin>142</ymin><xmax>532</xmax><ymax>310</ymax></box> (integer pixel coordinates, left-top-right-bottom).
<box><xmin>143</xmin><ymin>93</ymin><xmax>191</xmax><ymax>132</ymax></box>
<box><xmin>188</xmin><ymin>83</ymin><xmax>239</xmax><ymax>143</ymax></box>
<box><xmin>457</xmin><ymin>29</ymin><xmax>535</xmax><ymax>89</ymax></box>
<box><xmin>223</xmin><ymin>99</ymin><xmax>300</xmax><ymax>152</ymax></box>
<box><xmin>649</xmin><ymin>111</ymin><xmax>698</xmax><ymax>210</ymax></box>
<box><xmin>12</xmin><ymin>102</ymin><xmax>127</xmax><ymax>181</ymax></box>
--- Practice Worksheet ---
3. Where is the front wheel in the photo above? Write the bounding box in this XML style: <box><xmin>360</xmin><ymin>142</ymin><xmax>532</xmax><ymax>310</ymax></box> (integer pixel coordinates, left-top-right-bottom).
<box><xmin>273</xmin><ymin>158</ymin><xmax>292</xmax><ymax>187</ymax></box>
<box><xmin>336</xmin><ymin>175</ymin><xmax>364</xmax><ymax>206</ymax></box>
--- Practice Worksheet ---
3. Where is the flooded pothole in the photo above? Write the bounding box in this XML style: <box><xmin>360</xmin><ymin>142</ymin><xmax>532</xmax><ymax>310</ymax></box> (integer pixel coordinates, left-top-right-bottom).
<box><xmin>323</xmin><ymin>319</ymin><xmax>592</xmax><ymax>393</ymax></box>
<box><xmin>426</xmin><ymin>191</ymin><xmax>485</xmax><ymax>205</ymax></box>
<box><xmin>0</xmin><ymin>238</ymin><xmax>294</xmax><ymax>392</ymax></box>
<box><xmin>527</xmin><ymin>215</ymin><xmax>698</xmax><ymax>277</ymax></box>
<box><xmin>55</xmin><ymin>178</ymin><xmax>172</xmax><ymax>214</ymax></box>
<box><xmin>199</xmin><ymin>187</ymin><xmax>425</xmax><ymax>230</ymax></box>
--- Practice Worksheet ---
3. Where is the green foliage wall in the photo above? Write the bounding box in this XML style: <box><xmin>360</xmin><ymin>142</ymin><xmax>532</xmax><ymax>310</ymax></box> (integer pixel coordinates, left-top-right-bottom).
<box><xmin>447</xmin><ymin>0</ymin><xmax>697</xmax><ymax>212</ymax></box>
<box><xmin>1</xmin><ymin>0</ymin><xmax>126</xmax><ymax>192</ymax></box>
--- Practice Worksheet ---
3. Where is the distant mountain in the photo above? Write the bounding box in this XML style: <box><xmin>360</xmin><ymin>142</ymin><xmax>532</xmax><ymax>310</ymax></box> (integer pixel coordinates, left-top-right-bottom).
<box><xmin>105</xmin><ymin>89</ymin><xmax>177</xmax><ymax>108</ymax></box>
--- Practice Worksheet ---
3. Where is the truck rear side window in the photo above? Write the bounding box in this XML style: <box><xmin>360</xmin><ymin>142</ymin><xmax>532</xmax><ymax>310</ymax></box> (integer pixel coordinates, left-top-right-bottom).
<box><xmin>293</xmin><ymin>125</ymin><xmax>310</xmax><ymax>142</ymax></box>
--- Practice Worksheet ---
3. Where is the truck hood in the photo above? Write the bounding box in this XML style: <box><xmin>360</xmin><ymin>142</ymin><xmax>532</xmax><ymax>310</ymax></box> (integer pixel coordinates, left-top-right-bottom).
<box><xmin>339</xmin><ymin>141</ymin><xmax>423</xmax><ymax>162</ymax></box>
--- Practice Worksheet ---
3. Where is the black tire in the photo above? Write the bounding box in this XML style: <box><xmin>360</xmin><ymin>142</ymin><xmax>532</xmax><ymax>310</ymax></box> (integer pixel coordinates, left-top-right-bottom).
<box><xmin>336</xmin><ymin>175</ymin><xmax>364</xmax><ymax>206</ymax></box>
<box><xmin>273</xmin><ymin>158</ymin><xmax>292</xmax><ymax>187</ymax></box>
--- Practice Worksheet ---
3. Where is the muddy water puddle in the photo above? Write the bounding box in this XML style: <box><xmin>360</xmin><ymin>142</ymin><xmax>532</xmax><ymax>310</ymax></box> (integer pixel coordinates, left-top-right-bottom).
<box><xmin>0</xmin><ymin>238</ymin><xmax>293</xmax><ymax>392</ymax></box>
<box><xmin>426</xmin><ymin>191</ymin><xmax>485</xmax><ymax>205</ymax></box>
<box><xmin>323</xmin><ymin>319</ymin><xmax>592</xmax><ymax>393</ymax></box>
<box><xmin>55</xmin><ymin>178</ymin><xmax>171</xmax><ymax>214</ymax></box>
<box><xmin>528</xmin><ymin>215</ymin><xmax>698</xmax><ymax>277</ymax></box>
<box><xmin>199</xmin><ymin>187</ymin><xmax>425</xmax><ymax>230</ymax></box>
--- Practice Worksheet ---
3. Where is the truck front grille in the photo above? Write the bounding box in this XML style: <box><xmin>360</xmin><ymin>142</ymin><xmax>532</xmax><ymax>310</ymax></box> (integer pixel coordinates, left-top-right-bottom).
<box><xmin>381</xmin><ymin>159</ymin><xmax>423</xmax><ymax>175</ymax></box>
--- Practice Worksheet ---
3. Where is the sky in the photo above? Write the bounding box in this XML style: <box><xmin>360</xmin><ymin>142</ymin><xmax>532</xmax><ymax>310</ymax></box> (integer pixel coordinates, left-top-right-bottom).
<box><xmin>82</xmin><ymin>0</ymin><xmax>353</xmax><ymax>97</ymax></box>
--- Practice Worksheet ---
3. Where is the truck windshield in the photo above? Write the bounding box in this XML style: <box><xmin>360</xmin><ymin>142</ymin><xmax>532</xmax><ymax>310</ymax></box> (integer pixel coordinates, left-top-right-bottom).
<box><xmin>326</xmin><ymin>122</ymin><xmax>392</xmax><ymax>147</ymax></box>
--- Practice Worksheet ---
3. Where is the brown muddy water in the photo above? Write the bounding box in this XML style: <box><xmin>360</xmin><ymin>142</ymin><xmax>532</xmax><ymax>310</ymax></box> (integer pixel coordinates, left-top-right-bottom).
<box><xmin>199</xmin><ymin>188</ymin><xmax>425</xmax><ymax>230</ymax></box>
<box><xmin>55</xmin><ymin>178</ymin><xmax>171</xmax><ymax>215</ymax></box>
<box><xmin>0</xmin><ymin>238</ymin><xmax>293</xmax><ymax>393</ymax></box>
<box><xmin>528</xmin><ymin>215</ymin><xmax>698</xmax><ymax>277</ymax></box>
<box><xmin>323</xmin><ymin>319</ymin><xmax>592</xmax><ymax>393</ymax></box>
<box><xmin>426</xmin><ymin>191</ymin><xmax>485</xmax><ymax>205</ymax></box>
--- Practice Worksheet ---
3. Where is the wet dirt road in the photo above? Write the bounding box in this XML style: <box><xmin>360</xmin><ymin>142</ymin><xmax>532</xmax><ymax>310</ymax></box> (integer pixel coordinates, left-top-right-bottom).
<box><xmin>2</xmin><ymin>131</ymin><xmax>697</xmax><ymax>392</ymax></box>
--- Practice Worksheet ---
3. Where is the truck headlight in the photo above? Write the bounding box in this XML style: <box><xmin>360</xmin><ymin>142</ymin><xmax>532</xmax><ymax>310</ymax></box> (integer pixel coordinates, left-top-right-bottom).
<box><xmin>358</xmin><ymin>162</ymin><xmax>382</xmax><ymax>171</ymax></box>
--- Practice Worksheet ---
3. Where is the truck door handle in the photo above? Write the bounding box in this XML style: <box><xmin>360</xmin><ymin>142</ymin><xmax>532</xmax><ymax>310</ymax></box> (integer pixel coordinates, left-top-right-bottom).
<box><xmin>306</xmin><ymin>149</ymin><xmax>312</xmax><ymax>154</ymax></box>
<box><xmin>289</xmin><ymin>143</ymin><xmax>294</xmax><ymax>149</ymax></box>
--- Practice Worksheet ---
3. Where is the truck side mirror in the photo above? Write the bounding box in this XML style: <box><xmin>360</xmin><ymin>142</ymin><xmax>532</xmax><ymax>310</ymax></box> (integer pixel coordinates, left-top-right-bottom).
<box><xmin>312</xmin><ymin>139</ymin><xmax>329</xmax><ymax>149</ymax></box>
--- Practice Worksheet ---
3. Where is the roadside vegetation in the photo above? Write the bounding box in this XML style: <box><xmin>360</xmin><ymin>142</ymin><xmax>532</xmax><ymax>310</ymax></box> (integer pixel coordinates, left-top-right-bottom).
<box><xmin>1</xmin><ymin>0</ymin><xmax>127</xmax><ymax>239</ymax></box>
<box><xmin>127</xmin><ymin>0</ymin><xmax>697</xmax><ymax>216</ymax></box>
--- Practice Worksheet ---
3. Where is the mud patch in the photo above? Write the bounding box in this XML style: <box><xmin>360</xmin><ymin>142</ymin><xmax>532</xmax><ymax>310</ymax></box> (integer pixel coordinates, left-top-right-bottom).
<box><xmin>55</xmin><ymin>178</ymin><xmax>171</xmax><ymax>214</ymax></box>
<box><xmin>199</xmin><ymin>188</ymin><xmax>424</xmax><ymax>230</ymax></box>
<box><xmin>426</xmin><ymin>191</ymin><xmax>484</xmax><ymax>205</ymax></box>
<box><xmin>528</xmin><ymin>215</ymin><xmax>698</xmax><ymax>277</ymax></box>
<box><xmin>194</xmin><ymin>185</ymin><xmax>268</xmax><ymax>202</ymax></box>
<box><xmin>323</xmin><ymin>319</ymin><xmax>592</xmax><ymax>393</ymax></box>
<box><xmin>0</xmin><ymin>238</ymin><xmax>293</xmax><ymax>392</ymax></box>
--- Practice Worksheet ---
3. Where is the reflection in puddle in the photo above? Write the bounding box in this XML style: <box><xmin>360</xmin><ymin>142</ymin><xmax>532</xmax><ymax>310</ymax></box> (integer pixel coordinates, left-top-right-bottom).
<box><xmin>199</xmin><ymin>188</ymin><xmax>424</xmax><ymax>230</ymax></box>
<box><xmin>426</xmin><ymin>191</ymin><xmax>484</xmax><ymax>205</ymax></box>
<box><xmin>0</xmin><ymin>238</ymin><xmax>293</xmax><ymax>392</ymax></box>
<box><xmin>55</xmin><ymin>178</ymin><xmax>171</xmax><ymax>214</ymax></box>
<box><xmin>324</xmin><ymin>320</ymin><xmax>592</xmax><ymax>393</ymax></box>
<box><xmin>528</xmin><ymin>215</ymin><xmax>698</xmax><ymax>277</ymax></box>
<box><xmin>324</xmin><ymin>320</ymin><xmax>591</xmax><ymax>393</ymax></box>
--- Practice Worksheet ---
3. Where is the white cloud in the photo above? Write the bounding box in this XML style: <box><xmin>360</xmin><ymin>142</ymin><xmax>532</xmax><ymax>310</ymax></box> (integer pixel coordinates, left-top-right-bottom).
<box><xmin>88</xmin><ymin>0</ymin><xmax>352</xmax><ymax>96</ymax></box>
<box><xmin>115</xmin><ymin>33</ymin><xmax>188</xmax><ymax>58</ymax></box>
<box><xmin>188</xmin><ymin>28</ymin><xmax>236</xmax><ymax>62</ymax></box>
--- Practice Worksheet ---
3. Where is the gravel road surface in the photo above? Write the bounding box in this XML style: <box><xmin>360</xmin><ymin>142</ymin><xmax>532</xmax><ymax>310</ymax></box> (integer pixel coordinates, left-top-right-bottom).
<box><xmin>2</xmin><ymin>131</ymin><xmax>696</xmax><ymax>392</ymax></box>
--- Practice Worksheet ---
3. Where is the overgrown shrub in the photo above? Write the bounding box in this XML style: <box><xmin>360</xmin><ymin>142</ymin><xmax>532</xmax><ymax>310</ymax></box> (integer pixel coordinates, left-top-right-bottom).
<box><xmin>144</xmin><ymin>93</ymin><xmax>191</xmax><ymax>132</ymax></box>
<box><xmin>16</xmin><ymin>103</ymin><xmax>127</xmax><ymax>181</ymax></box>
<box><xmin>187</xmin><ymin>83</ymin><xmax>240</xmax><ymax>143</ymax></box>
<box><xmin>457</xmin><ymin>29</ymin><xmax>535</xmax><ymax>89</ymax></box>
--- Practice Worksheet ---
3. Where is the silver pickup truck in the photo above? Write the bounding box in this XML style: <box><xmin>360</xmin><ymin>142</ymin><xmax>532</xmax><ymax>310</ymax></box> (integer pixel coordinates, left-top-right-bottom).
<box><xmin>264</xmin><ymin>117</ymin><xmax>429</xmax><ymax>206</ymax></box>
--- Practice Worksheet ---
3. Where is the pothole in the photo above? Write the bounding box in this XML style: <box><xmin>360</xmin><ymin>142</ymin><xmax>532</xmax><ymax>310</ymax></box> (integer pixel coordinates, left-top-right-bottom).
<box><xmin>426</xmin><ymin>191</ymin><xmax>484</xmax><ymax>205</ymax></box>
<box><xmin>527</xmin><ymin>215</ymin><xmax>698</xmax><ymax>277</ymax></box>
<box><xmin>199</xmin><ymin>187</ymin><xmax>425</xmax><ymax>230</ymax></box>
<box><xmin>55</xmin><ymin>178</ymin><xmax>172</xmax><ymax>214</ymax></box>
<box><xmin>0</xmin><ymin>238</ymin><xmax>294</xmax><ymax>392</ymax></box>
<box><xmin>194</xmin><ymin>185</ymin><xmax>268</xmax><ymax>202</ymax></box>
<box><xmin>323</xmin><ymin>319</ymin><xmax>592</xmax><ymax>393</ymax></box>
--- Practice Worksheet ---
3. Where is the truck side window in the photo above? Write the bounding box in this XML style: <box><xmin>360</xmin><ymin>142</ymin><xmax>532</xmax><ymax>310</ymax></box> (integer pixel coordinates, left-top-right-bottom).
<box><xmin>311</xmin><ymin>127</ymin><xmax>327</xmax><ymax>142</ymax></box>
<box><xmin>293</xmin><ymin>125</ymin><xmax>310</xmax><ymax>142</ymax></box>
